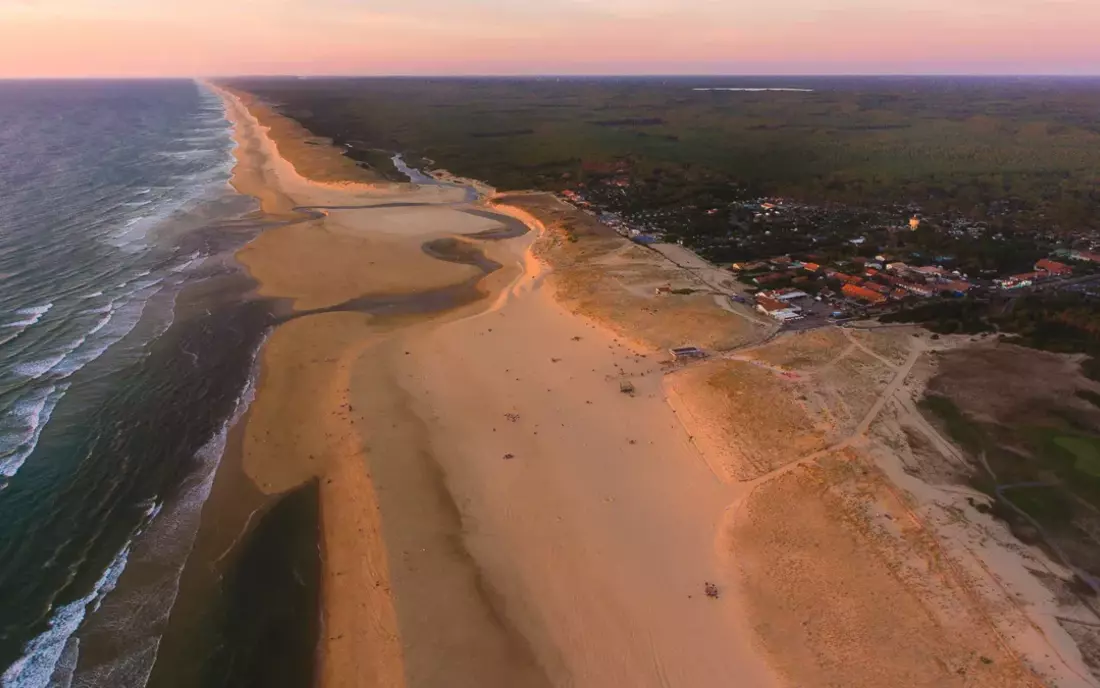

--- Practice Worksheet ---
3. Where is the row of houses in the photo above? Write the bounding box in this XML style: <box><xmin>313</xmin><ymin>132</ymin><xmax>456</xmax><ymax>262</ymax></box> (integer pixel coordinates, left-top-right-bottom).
<box><xmin>995</xmin><ymin>258</ymin><xmax>1074</xmax><ymax>290</ymax></box>
<box><xmin>819</xmin><ymin>260</ymin><xmax>971</xmax><ymax>304</ymax></box>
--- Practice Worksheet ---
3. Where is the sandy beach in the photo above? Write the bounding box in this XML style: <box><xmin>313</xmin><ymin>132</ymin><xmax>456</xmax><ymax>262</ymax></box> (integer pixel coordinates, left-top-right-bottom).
<box><xmin>208</xmin><ymin>82</ymin><xmax>781</xmax><ymax>688</ymax></box>
<box><xmin>202</xmin><ymin>82</ymin><xmax>1099</xmax><ymax>688</ymax></box>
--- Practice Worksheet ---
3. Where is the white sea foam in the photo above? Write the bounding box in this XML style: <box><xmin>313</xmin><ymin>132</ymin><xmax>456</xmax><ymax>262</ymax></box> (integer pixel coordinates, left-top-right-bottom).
<box><xmin>15</xmin><ymin>304</ymin><xmax>53</xmax><ymax>317</ymax></box>
<box><xmin>158</xmin><ymin>149</ymin><xmax>216</xmax><ymax>161</ymax></box>
<box><xmin>169</xmin><ymin>252</ymin><xmax>202</xmax><ymax>274</ymax></box>
<box><xmin>0</xmin><ymin>383</ymin><xmax>68</xmax><ymax>479</ymax></box>
<box><xmin>1</xmin><ymin>305</ymin><xmax>52</xmax><ymax>334</ymax></box>
<box><xmin>1</xmin><ymin>545</ymin><xmax>131</xmax><ymax>688</ymax></box>
<box><xmin>2</xmin><ymin>319</ymin><xmax>39</xmax><ymax>329</ymax></box>
<box><xmin>12</xmin><ymin>353</ymin><xmax>69</xmax><ymax>380</ymax></box>
<box><xmin>10</xmin><ymin>289</ymin><xmax>146</xmax><ymax>381</ymax></box>
<box><xmin>62</xmin><ymin>331</ymin><xmax>264</xmax><ymax>688</ymax></box>
<box><xmin>50</xmin><ymin>291</ymin><xmax>153</xmax><ymax>379</ymax></box>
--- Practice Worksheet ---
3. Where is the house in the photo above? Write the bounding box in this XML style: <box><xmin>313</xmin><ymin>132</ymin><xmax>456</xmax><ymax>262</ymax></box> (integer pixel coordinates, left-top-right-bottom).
<box><xmin>939</xmin><ymin>280</ymin><xmax>972</xmax><ymax>295</ymax></box>
<box><xmin>901</xmin><ymin>282</ymin><xmax>934</xmax><ymax>297</ymax></box>
<box><xmin>835</xmin><ymin>273</ymin><xmax>862</xmax><ymax>285</ymax></box>
<box><xmin>891</xmin><ymin>288</ymin><xmax>909</xmax><ymax>300</ymax></box>
<box><xmin>886</xmin><ymin>262</ymin><xmax>909</xmax><ymax>273</ymax></box>
<box><xmin>803</xmin><ymin>262</ymin><xmax>821</xmax><ymax>273</ymax></box>
<box><xmin>1035</xmin><ymin>258</ymin><xmax>1072</xmax><ymax>276</ymax></box>
<box><xmin>756</xmin><ymin>295</ymin><xmax>802</xmax><ymax>321</ymax></box>
<box><xmin>842</xmin><ymin>284</ymin><xmax>887</xmax><ymax>305</ymax></box>
<box><xmin>863</xmin><ymin>282</ymin><xmax>891</xmax><ymax>295</ymax></box>
<box><xmin>773</xmin><ymin>289</ymin><xmax>810</xmax><ymax>301</ymax></box>
<box><xmin>1071</xmin><ymin>250</ymin><xmax>1100</xmax><ymax>263</ymax></box>
<box><xmin>995</xmin><ymin>273</ymin><xmax>1040</xmax><ymax>290</ymax></box>
<box><xmin>754</xmin><ymin>272</ymin><xmax>788</xmax><ymax>286</ymax></box>
<box><xmin>731</xmin><ymin>261</ymin><xmax>769</xmax><ymax>273</ymax></box>
<box><xmin>913</xmin><ymin>265</ymin><xmax>946</xmax><ymax>277</ymax></box>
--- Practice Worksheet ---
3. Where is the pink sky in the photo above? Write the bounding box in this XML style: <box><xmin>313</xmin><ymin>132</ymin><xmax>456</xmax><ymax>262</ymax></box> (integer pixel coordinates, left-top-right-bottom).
<box><xmin>2</xmin><ymin>0</ymin><xmax>1099</xmax><ymax>78</ymax></box>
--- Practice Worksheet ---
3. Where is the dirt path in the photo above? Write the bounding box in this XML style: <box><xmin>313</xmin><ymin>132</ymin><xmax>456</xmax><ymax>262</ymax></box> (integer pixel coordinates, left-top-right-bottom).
<box><xmin>725</xmin><ymin>335</ymin><xmax>924</xmax><ymax>497</ymax></box>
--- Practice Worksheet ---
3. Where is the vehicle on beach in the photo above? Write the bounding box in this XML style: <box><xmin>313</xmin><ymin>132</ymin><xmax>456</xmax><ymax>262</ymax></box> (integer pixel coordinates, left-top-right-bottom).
<box><xmin>669</xmin><ymin>345</ymin><xmax>707</xmax><ymax>361</ymax></box>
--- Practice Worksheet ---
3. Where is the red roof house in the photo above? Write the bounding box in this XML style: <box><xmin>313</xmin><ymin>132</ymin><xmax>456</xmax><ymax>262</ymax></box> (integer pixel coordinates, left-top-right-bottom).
<box><xmin>1035</xmin><ymin>259</ymin><xmax>1072</xmax><ymax>276</ymax></box>
<box><xmin>842</xmin><ymin>284</ymin><xmax>887</xmax><ymax>304</ymax></box>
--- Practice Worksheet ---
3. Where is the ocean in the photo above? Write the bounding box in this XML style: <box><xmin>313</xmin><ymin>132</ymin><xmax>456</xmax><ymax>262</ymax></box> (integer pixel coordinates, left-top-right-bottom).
<box><xmin>0</xmin><ymin>80</ymin><xmax>271</xmax><ymax>687</ymax></box>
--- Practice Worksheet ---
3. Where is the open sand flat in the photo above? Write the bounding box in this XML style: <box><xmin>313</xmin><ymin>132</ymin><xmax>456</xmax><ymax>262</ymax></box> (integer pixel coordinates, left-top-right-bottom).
<box><xmin>382</xmin><ymin>282</ymin><xmax>778</xmax><ymax>687</ymax></box>
<box><xmin>237</xmin><ymin>218</ymin><xmax>482</xmax><ymax>311</ymax></box>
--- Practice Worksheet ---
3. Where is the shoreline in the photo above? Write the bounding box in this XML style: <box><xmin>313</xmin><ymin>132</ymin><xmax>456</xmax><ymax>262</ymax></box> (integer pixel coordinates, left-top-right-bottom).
<box><xmin>202</xmin><ymin>82</ymin><xmax>548</xmax><ymax>688</ymax></box>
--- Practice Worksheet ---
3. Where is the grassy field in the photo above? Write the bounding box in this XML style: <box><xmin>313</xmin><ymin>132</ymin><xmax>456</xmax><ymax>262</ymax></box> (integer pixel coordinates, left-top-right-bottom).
<box><xmin>226</xmin><ymin>76</ymin><xmax>1100</xmax><ymax>229</ymax></box>
<box><xmin>1054</xmin><ymin>435</ymin><xmax>1100</xmax><ymax>477</ymax></box>
<box><xmin>921</xmin><ymin>390</ymin><xmax>1100</xmax><ymax>570</ymax></box>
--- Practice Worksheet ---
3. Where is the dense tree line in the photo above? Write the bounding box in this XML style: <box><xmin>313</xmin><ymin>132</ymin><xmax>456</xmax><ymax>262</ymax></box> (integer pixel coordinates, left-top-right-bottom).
<box><xmin>229</xmin><ymin>76</ymin><xmax>1100</xmax><ymax>233</ymax></box>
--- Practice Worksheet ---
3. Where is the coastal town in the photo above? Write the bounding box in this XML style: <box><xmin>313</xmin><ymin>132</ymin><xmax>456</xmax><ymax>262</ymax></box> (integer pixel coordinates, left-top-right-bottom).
<box><xmin>559</xmin><ymin>176</ymin><xmax>1100</xmax><ymax>326</ymax></box>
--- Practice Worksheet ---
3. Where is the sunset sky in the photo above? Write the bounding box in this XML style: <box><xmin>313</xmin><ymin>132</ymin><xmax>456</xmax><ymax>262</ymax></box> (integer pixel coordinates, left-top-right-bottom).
<box><xmin>2</xmin><ymin>0</ymin><xmax>1099</xmax><ymax>78</ymax></box>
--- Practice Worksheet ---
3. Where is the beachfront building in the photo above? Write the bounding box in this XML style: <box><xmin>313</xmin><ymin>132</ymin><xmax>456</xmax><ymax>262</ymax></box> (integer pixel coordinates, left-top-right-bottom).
<box><xmin>756</xmin><ymin>295</ymin><xmax>802</xmax><ymax>321</ymax></box>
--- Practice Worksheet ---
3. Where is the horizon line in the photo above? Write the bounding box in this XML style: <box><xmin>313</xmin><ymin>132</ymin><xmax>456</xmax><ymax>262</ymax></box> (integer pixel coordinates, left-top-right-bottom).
<box><xmin>3</xmin><ymin>72</ymin><xmax>1100</xmax><ymax>82</ymax></box>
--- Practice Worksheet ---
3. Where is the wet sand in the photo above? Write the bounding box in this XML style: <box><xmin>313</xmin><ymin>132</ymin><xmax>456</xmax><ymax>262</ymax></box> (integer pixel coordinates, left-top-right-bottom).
<box><xmin>204</xmin><ymin>83</ymin><xmax>782</xmax><ymax>688</ymax></box>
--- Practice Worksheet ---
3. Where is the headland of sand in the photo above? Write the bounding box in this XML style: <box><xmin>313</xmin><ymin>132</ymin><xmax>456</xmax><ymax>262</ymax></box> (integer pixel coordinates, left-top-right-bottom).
<box><xmin>177</xmin><ymin>81</ymin><xmax>1100</xmax><ymax>688</ymax></box>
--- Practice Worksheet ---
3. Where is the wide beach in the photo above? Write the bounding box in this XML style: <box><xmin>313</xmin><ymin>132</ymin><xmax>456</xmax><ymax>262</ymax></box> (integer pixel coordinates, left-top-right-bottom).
<box><xmin>179</xmin><ymin>83</ymin><xmax>780</xmax><ymax>687</ymax></box>
<box><xmin>168</xmin><ymin>82</ymin><xmax>1091</xmax><ymax>688</ymax></box>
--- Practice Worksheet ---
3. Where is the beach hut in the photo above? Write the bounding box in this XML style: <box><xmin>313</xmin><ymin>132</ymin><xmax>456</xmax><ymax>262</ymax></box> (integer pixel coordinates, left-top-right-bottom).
<box><xmin>669</xmin><ymin>346</ymin><xmax>707</xmax><ymax>361</ymax></box>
